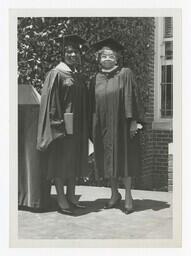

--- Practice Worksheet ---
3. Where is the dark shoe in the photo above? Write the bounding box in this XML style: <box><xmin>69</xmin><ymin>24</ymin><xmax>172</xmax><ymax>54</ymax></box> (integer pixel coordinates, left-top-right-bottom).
<box><xmin>123</xmin><ymin>207</ymin><xmax>134</xmax><ymax>215</ymax></box>
<box><xmin>69</xmin><ymin>201</ymin><xmax>86</xmax><ymax>209</ymax></box>
<box><xmin>57</xmin><ymin>206</ymin><xmax>74</xmax><ymax>215</ymax></box>
<box><xmin>104</xmin><ymin>193</ymin><xmax>122</xmax><ymax>209</ymax></box>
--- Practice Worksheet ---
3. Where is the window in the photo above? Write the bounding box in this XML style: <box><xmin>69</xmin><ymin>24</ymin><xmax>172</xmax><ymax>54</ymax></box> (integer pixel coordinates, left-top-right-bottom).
<box><xmin>153</xmin><ymin>17</ymin><xmax>173</xmax><ymax>130</ymax></box>
<box><xmin>160</xmin><ymin>17</ymin><xmax>173</xmax><ymax>118</ymax></box>
<box><xmin>161</xmin><ymin>65</ymin><xmax>173</xmax><ymax>117</ymax></box>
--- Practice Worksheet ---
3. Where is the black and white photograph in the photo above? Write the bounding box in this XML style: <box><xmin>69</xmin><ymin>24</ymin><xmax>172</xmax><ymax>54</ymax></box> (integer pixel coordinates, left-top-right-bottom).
<box><xmin>8</xmin><ymin>8</ymin><xmax>181</xmax><ymax>247</ymax></box>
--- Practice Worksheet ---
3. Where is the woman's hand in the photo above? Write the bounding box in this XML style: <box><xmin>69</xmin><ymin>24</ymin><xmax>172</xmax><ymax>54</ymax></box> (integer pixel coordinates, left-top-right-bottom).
<box><xmin>130</xmin><ymin>120</ymin><xmax>138</xmax><ymax>139</ymax></box>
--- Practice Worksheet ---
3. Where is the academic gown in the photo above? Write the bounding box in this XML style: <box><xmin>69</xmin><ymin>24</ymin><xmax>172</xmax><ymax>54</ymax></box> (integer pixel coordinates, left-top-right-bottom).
<box><xmin>90</xmin><ymin>67</ymin><xmax>142</xmax><ymax>179</ymax></box>
<box><xmin>37</xmin><ymin>62</ymin><xmax>89</xmax><ymax>181</ymax></box>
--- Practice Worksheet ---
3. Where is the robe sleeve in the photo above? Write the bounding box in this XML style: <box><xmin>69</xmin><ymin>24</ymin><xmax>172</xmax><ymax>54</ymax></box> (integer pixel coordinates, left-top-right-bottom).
<box><xmin>87</xmin><ymin>76</ymin><xmax>96</xmax><ymax>141</ymax></box>
<box><xmin>125</xmin><ymin>68</ymin><xmax>144</xmax><ymax>122</ymax></box>
<box><xmin>36</xmin><ymin>70</ymin><xmax>66</xmax><ymax>151</ymax></box>
<box><xmin>49</xmin><ymin>73</ymin><xmax>66</xmax><ymax>135</ymax></box>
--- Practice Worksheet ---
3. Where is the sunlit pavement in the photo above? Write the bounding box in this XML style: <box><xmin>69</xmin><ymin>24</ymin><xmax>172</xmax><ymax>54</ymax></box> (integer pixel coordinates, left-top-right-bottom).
<box><xmin>18</xmin><ymin>186</ymin><xmax>172</xmax><ymax>239</ymax></box>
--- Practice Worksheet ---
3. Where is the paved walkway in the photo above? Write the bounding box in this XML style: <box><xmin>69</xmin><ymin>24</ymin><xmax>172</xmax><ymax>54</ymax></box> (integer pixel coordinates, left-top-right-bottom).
<box><xmin>18</xmin><ymin>186</ymin><xmax>172</xmax><ymax>239</ymax></box>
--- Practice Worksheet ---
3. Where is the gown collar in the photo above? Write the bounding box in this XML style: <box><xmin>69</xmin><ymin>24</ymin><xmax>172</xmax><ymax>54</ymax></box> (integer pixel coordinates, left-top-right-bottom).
<box><xmin>100</xmin><ymin>65</ymin><xmax>121</xmax><ymax>78</ymax></box>
<box><xmin>55</xmin><ymin>62</ymin><xmax>77</xmax><ymax>73</ymax></box>
<box><xmin>101</xmin><ymin>65</ymin><xmax>118</xmax><ymax>73</ymax></box>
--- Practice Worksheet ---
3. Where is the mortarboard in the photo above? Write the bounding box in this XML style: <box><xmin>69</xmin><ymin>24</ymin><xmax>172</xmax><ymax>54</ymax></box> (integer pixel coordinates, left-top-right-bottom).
<box><xmin>91</xmin><ymin>37</ymin><xmax>124</xmax><ymax>52</ymax></box>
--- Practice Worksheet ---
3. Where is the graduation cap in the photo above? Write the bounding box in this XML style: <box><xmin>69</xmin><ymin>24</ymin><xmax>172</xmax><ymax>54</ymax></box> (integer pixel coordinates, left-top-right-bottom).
<box><xmin>55</xmin><ymin>34</ymin><xmax>87</xmax><ymax>48</ymax></box>
<box><xmin>91</xmin><ymin>37</ymin><xmax>124</xmax><ymax>52</ymax></box>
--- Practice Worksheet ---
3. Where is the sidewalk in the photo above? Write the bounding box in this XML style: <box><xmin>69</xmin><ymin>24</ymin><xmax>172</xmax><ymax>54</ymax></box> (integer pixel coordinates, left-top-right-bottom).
<box><xmin>18</xmin><ymin>186</ymin><xmax>172</xmax><ymax>239</ymax></box>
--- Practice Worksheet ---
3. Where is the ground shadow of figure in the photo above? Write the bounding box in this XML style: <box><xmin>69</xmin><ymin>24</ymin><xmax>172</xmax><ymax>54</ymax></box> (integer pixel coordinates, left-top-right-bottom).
<box><xmin>86</xmin><ymin>198</ymin><xmax>170</xmax><ymax>212</ymax></box>
<box><xmin>126</xmin><ymin>199</ymin><xmax>170</xmax><ymax>212</ymax></box>
<box><xmin>19</xmin><ymin>195</ymin><xmax>170</xmax><ymax>217</ymax></box>
<box><xmin>52</xmin><ymin>196</ymin><xmax>170</xmax><ymax>217</ymax></box>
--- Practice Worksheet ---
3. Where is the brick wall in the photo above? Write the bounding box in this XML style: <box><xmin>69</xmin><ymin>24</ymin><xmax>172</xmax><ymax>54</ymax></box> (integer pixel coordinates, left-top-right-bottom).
<box><xmin>135</xmin><ymin>18</ymin><xmax>155</xmax><ymax>190</ymax></box>
<box><xmin>135</xmin><ymin>18</ymin><xmax>173</xmax><ymax>191</ymax></box>
<box><xmin>152</xmin><ymin>130</ymin><xmax>173</xmax><ymax>191</ymax></box>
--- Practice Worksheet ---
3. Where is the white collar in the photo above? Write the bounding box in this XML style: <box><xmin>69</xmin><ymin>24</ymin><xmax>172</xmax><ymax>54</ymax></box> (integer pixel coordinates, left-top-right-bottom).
<box><xmin>55</xmin><ymin>62</ymin><xmax>72</xmax><ymax>72</ymax></box>
<box><xmin>101</xmin><ymin>65</ymin><xmax>118</xmax><ymax>73</ymax></box>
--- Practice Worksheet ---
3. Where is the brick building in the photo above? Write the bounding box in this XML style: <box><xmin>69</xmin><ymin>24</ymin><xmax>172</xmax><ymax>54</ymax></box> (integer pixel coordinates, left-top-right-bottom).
<box><xmin>136</xmin><ymin>17</ymin><xmax>173</xmax><ymax>192</ymax></box>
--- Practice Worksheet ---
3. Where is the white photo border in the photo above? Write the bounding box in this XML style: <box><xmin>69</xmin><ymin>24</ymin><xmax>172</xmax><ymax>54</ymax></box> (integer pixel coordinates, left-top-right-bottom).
<box><xmin>9</xmin><ymin>8</ymin><xmax>182</xmax><ymax>248</ymax></box>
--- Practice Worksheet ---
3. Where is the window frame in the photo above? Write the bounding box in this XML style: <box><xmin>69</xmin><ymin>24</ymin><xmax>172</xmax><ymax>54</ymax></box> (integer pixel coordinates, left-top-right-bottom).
<box><xmin>153</xmin><ymin>17</ymin><xmax>173</xmax><ymax>131</ymax></box>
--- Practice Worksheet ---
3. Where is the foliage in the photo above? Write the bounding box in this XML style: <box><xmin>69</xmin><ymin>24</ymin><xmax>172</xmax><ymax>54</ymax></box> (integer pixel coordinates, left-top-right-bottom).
<box><xmin>18</xmin><ymin>17</ymin><xmax>155</xmax><ymax>111</ymax></box>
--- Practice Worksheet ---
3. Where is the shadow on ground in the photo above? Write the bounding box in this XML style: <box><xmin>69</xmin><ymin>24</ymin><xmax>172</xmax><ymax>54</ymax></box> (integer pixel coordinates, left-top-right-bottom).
<box><xmin>19</xmin><ymin>194</ymin><xmax>170</xmax><ymax>217</ymax></box>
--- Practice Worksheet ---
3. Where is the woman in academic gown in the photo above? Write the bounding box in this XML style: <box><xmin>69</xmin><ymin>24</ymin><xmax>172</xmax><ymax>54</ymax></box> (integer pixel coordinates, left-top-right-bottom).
<box><xmin>89</xmin><ymin>38</ymin><xmax>142</xmax><ymax>214</ymax></box>
<box><xmin>37</xmin><ymin>35</ymin><xmax>89</xmax><ymax>215</ymax></box>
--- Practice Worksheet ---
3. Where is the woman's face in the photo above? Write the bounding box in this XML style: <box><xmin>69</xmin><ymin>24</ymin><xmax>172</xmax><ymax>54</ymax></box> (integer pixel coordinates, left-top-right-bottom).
<box><xmin>99</xmin><ymin>48</ymin><xmax>117</xmax><ymax>70</ymax></box>
<box><xmin>64</xmin><ymin>45</ymin><xmax>81</xmax><ymax>67</ymax></box>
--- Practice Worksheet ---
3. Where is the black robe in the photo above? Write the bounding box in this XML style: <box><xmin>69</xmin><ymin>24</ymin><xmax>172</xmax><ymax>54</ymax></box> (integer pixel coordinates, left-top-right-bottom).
<box><xmin>90</xmin><ymin>67</ymin><xmax>142</xmax><ymax>179</ymax></box>
<box><xmin>18</xmin><ymin>84</ymin><xmax>51</xmax><ymax>209</ymax></box>
<box><xmin>37</xmin><ymin>62</ymin><xmax>89</xmax><ymax>181</ymax></box>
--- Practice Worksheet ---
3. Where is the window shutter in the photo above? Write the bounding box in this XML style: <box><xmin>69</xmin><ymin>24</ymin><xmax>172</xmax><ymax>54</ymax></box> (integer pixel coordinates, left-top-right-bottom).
<box><xmin>164</xmin><ymin>17</ymin><xmax>173</xmax><ymax>38</ymax></box>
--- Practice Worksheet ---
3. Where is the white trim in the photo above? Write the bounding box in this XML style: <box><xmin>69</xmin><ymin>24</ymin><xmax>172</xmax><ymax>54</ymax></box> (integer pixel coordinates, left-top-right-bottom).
<box><xmin>163</xmin><ymin>38</ymin><xmax>173</xmax><ymax>42</ymax></box>
<box><xmin>168</xmin><ymin>142</ymin><xmax>173</xmax><ymax>155</ymax></box>
<box><xmin>152</xmin><ymin>120</ymin><xmax>173</xmax><ymax>130</ymax></box>
<box><xmin>153</xmin><ymin>17</ymin><xmax>173</xmax><ymax>130</ymax></box>
<box><xmin>55</xmin><ymin>62</ymin><xmax>72</xmax><ymax>72</ymax></box>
